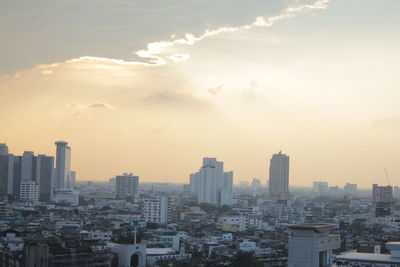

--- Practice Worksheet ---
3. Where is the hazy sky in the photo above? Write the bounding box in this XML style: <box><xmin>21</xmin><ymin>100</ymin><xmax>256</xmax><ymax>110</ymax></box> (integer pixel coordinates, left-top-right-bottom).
<box><xmin>1</xmin><ymin>0</ymin><xmax>400</xmax><ymax>188</ymax></box>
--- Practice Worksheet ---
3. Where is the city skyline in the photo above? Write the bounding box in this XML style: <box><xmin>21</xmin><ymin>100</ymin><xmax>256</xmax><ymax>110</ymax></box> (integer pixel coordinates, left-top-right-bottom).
<box><xmin>0</xmin><ymin>141</ymin><xmax>390</xmax><ymax>189</ymax></box>
<box><xmin>1</xmin><ymin>0</ymin><xmax>400</xmax><ymax>187</ymax></box>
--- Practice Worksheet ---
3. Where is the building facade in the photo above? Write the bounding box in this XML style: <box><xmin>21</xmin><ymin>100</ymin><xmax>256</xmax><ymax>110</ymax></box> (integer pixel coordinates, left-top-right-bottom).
<box><xmin>269</xmin><ymin>151</ymin><xmax>290</xmax><ymax>201</ymax></box>
<box><xmin>190</xmin><ymin>158</ymin><xmax>233</xmax><ymax>206</ymax></box>
<box><xmin>143</xmin><ymin>196</ymin><xmax>172</xmax><ymax>224</ymax></box>
<box><xmin>115</xmin><ymin>173</ymin><xmax>139</xmax><ymax>198</ymax></box>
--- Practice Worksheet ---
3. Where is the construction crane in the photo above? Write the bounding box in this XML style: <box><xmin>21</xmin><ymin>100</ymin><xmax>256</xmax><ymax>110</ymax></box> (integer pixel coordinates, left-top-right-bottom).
<box><xmin>384</xmin><ymin>168</ymin><xmax>391</xmax><ymax>186</ymax></box>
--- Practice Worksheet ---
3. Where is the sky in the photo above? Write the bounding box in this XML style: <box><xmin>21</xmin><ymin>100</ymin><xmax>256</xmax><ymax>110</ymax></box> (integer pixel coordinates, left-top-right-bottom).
<box><xmin>1</xmin><ymin>0</ymin><xmax>400</xmax><ymax>188</ymax></box>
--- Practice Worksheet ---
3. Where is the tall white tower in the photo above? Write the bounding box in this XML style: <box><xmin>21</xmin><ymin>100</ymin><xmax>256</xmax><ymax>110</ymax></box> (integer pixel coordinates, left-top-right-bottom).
<box><xmin>54</xmin><ymin>141</ymin><xmax>71</xmax><ymax>191</ymax></box>
<box><xmin>191</xmin><ymin>157</ymin><xmax>233</xmax><ymax>206</ymax></box>
<box><xmin>269</xmin><ymin>151</ymin><xmax>290</xmax><ymax>200</ymax></box>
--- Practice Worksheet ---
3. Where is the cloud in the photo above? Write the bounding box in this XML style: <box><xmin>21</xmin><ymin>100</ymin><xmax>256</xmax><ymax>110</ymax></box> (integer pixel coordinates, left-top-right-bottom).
<box><xmin>135</xmin><ymin>0</ymin><xmax>330</xmax><ymax>65</ymax></box>
<box><xmin>144</xmin><ymin>90</ymin><xmax>207</xmax><ymax>110</ymax></box>
<box><xmin>68</xmin><ymin>101</ymin><xmax>115</xmax><ymax>110</ymax></box>
<box><xmin>207</xmin><ymin>84</ymin><xmax>224</xmax><ymax>96</ymax></box>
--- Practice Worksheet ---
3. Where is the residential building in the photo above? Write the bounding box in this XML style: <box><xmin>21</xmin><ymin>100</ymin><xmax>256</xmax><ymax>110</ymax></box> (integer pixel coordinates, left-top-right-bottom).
<box><xmin>190</xmin><ymin>158</ymin><xmax>233</xmax><ymax>206</ymax></box>
<box><xmin>372</xmin><ymin>184</ymin><xmax>393</xmax><ymax>203</ymax></box>
<box><xmin>19</xmin><ymin>180</ymin><xmax>39</xmax><ymax>202</ymax></box>
<box><xmin>54</xmin><ymin>141</ymin><xmax>71</xmax><ymax>191</ymax></box>
<box><xmin>115</xmin><ymin>173</ymin><xmax>139</xmax><ymax>198</ymax></box>
<box><xmin>313</xmin><ymin>181</ymin><xmax>329</xmax><ymax>195</ymax></box>
<box><xmin>144</xmin><ymin>196</ymin><xmax>172</xmax><ymax>224</ymax></box>
<box><xmin>269</xmin><ymin>151</ymin><xmax>290</xmax><ymax>201</ymax></box>
<box><xmin>343</xmin><ymin>183</ymin><xmax>357</xmax><ymax>195</ymax></box>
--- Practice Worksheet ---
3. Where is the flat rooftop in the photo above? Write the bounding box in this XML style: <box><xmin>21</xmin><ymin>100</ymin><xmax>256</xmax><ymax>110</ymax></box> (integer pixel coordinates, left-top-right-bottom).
<box><xmin>288</xmin><ymin>223</ymin><xmax>335</xmax><ymax>232</ymax></box>
<box><xmin>336</xmin><ymin>252</ymin><xmax>400</xmax><ymax>264</ymax></box>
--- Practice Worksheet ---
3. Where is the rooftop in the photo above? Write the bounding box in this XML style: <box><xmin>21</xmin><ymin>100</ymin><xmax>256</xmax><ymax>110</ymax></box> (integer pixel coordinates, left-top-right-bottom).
<box><xmin>288</xmin><ymin>223</ymin><xmax>335</xmax><ymax>232</ymax></box>
<box><xmin>336</xmin><ymin>252</ymin><xmax>400</xmax><ymax>264</ymax></box>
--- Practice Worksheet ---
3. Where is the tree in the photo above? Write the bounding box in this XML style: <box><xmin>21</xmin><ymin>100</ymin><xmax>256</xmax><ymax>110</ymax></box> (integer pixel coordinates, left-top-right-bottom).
<box><xmin>232</xmin><ymin>252</ymin><xmax>263</xmax><ymax>267</ymax></box>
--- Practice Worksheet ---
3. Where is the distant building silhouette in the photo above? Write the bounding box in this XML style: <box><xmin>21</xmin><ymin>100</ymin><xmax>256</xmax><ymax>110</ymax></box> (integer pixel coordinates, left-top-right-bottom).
<box><xmin>269</xmin><ymin>151</ymin><xmax>290</xmax><ymax>201</ymax></box>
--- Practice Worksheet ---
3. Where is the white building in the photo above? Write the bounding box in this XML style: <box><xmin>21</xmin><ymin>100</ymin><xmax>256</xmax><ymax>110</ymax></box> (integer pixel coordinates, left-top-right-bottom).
<box><xmin>115</xmin><ymin>173</ymin><xmax>139</xmax><ymax>198</ymax></box>
<box><xmin>19</xmin><ymin>181</ymin><xmax>39</xmax><ymax>202</ymax></box>
<box><xmin>269</xmin><ymin>151</ymin><xmax>290</xmax><ymax>200</ymax></box>
<box><xmin>190</xmin><ymin>158</ymin><xmax>233</xmax><ymax>206</ymax></box>
<box><xmin>288</xmin><ymin>224</ymin><xmax>340</xmax><ymax>267</ymax></box>
<box><xmin>144</xmin><ymin>196</ymin><xmax>171</xmax><ymax>224</ymax></box>
<box><xmin>335</xmin><ymin>242</ymin><xmax>400</xmax><ymax>266</ymax></box>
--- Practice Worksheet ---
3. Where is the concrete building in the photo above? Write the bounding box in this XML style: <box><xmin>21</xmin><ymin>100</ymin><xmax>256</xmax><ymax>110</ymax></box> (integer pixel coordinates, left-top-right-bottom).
<box><xmin>21</xmin><ymin>151</ymin><xmax>35</xmax><ymax>182</ymax></box>
<box><xmin>37</xmin><ymin>155</ymin><xmax>54</xmax><ymax>202</ymax></box>
<box><xmin>19</xmin><ymin>181</ymin><xmax>39</xmax><ymax>202</ymax></box>
<box><xmin>372</xmin><ymin>184</ymin><xmax>393</xmax><ymax>204</ymax></box>
<box><xmin>343</xmin><ymin>183</ymin><xmax>357</xmax><ymax>195</ymax></box>
<box><xmin>251</xmin><ymin>178</ymin><xmax>262</xmax><ymax>189</ymax></box>
<box><xmin>313</xmin><ymin>181</ymin><xmax>329</xmax><ymax>195</ymax></box>
<box><xmin>115</xmin><ymin>173</ymin><xmax>139</xmax><ymax>198</ymax></box>
<box><xmin>288</xmin><ymin>224</ymin><xmax>340</xmax><ymax>267</ymax></box>
<box><xmin>190</xmin><ymin>158</ymin><xmax>233</xmax><ymax>206</ymax></box>
<box><xmin>0</xmin><ymin>153</ymin><xmax>13</xmax><ymax>196</ymax></box>
<box><xmin>269</xmin><ymin>151</ymin><xmax>290</xmax><ymax>201</ymax></box>
<box><xmin>0</xmin><ymin>144</ymin><xmax>8</xmax><ymax>155</ymax></box>
<box><xmin>143</xmin><ymin>196</ymin><xmax>172</xmax><ymax>224</ymax></box>
<box><xmin>335</xmin><ymin>242</ymin><xmax>400</xmax><ymax>266</ymax></box>
<box><xmin>54</xmin><ymin>141</ymin><xmax>71</xmax><ymax>191</ymax></box>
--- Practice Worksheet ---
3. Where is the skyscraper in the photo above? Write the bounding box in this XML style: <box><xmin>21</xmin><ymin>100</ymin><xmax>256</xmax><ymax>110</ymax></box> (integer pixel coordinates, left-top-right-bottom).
<box><xmin>54</xmin><ymin>141</ymin><xmax>71</xmax><ymax>191</ymax></box>
<box><xmin>37</xmin><ymin>154</ymin><xmax>54</xmax><ymax>202</ymax></box>
<box><xmin>190</xmin><ymin>157</ymin><xmax>233</xmax><ymax>206</ymax></box>
<box><xmin>268</xmin><ymin>151</ymin><xmax>290</xmax><ymax>200</ymax></box>
<box><xmin>0</xmin><ymin>144</ymin><xmax>8</xmax><ymax>156</ymax></box>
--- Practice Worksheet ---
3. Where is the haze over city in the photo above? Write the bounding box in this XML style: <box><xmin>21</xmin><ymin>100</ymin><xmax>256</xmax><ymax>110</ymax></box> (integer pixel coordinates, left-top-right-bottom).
<box><xmin>1</xmin><ymin>0</ymin><xmax>400</xmax><ymax>187</ymax></box>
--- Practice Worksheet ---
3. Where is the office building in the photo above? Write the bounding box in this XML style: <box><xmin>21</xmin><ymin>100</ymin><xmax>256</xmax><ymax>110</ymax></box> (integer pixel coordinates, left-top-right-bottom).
<box><xmin>288</xmin><ymin>224</ymin><xmax>340</xmax><ymax>267</ymax></box>
<box><xmin>143</xmin><ymin>196</ymin><xmax>172</xmax><ymax>224</ymax></box>
<box><xmin>190</xmin><ymin>158</ymin><xmax>233</xmax><ymax>206</ymax></box>
<box><xmin>269</xmin><ymin>151</ymin><xmax>290</xmax><ymax>200</ymax></box>
<box><xmin>54</xmin><ymin>141</ymin><xmax>71</xmax><ymax>191</ymax></box>
<box><xmin>115</xmin><ymin>173</ymin><xmax>139</xmax><ymax>198</ymax></box>
<box><xmin>37</xmin><ymin>155</ymin><xmax>54</xmax><ymax>202</ymax></box>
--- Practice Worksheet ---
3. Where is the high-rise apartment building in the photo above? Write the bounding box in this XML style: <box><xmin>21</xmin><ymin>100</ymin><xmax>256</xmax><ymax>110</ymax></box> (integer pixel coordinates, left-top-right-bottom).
<box><xmin>313</xmin><ymin>181</ymin><xmax>329</xmax><ymax>195</ymax></box>
<box><xmin>0</xmin><ymin>144</ymin><xmax>54</xmax><ymax>202</ymax></box>
<box><xmin>115</xmin><ymin>173</ymin><xmax>139</xmax><ymax>198</ymax></box>
<box><xmin>54</xmin><ymin>141</ymin><xmax>71</xmax><ymax>191</ymax></box>
<box><xmin>37</xmin><ymin>155</ymin><xmax>54</xmax><ymax>202</ymax></box>
<box><xmin>372</xmin><ymin>184</ymin><xmax>393</xmax><ymax>204</ymax></box>
<box><xmin>190</xmin><ymin>158</ymin><xmax>233</xmax><ymax>206</ymax></box>
<box><xmin>269</xmin><ymin>151</ymin><xmax>290</xmax><ymax>200</ymax></box>
<box><xmin>0</xmin><ymin>151</ymin><xmax>13</xmax><ymax>196</ymax></box>
<box><xmin>344</xmin><ymin>183</ymin><xmax>357</xmax><ymax>195</ymax></box>
<box><xmin>20</xmin><ymin>180</ymin><xmax>39</xmax><ymax>202</ymax></box>
<box><xmin>143</xmin><ymin>196</ymin><xmax>172</xmax><ymax>224</ymax></box>
<box><xmin>251</xmin><ymin>178</ymin><xmax>262</xmax><ymax>189</ymax></box>
<box><xmin>0</xmin><ymin>144</ymin><xmax>8</xmax><ymax>156</ymax></box>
